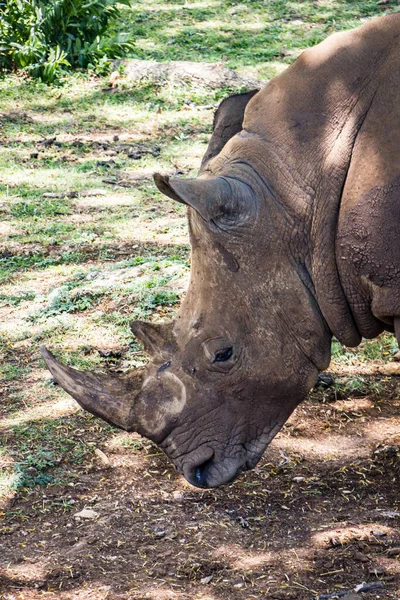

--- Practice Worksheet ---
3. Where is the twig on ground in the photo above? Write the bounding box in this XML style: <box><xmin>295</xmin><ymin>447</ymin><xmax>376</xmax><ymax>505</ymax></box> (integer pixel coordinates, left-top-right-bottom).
<box><xmin>43</xmin><ymin>189</ymin><xmax>107</xmax><ymax>198</ymax></box>
<box><xmin>312</xmin><ymin>581</ymin><xmax>385</xmax><ymax>599</ymax></box>
<box><xmin>278</xmin><ymin>450</ymin><xmax>293</xmax><ymax>466</ymax></box>
<box><xmin>102</xmin><ymin>179</ymin><xmax>132</xmax><ymax>188</ymax></box>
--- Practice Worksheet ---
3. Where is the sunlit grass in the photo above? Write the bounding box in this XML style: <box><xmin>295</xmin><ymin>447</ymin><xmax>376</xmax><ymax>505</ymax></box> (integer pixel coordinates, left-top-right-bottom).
<box><xmin>126</xmin><ymin>0</ymin><xmax>398</xmax><ymax>70</ymax></box>
<box><xmin>0</xmin><ymin>471</ymin><xmax>19</xmax><ymax>498</ymax></box>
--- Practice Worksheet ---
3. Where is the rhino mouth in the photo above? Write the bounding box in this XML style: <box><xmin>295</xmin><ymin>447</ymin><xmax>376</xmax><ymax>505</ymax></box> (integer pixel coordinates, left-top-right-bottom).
<box><xmin>176</xmin><ymin>422</ymin><xmax>284</xmax><ymax>488</ymax></box>
<box><xmin>183</xmin><ymin>450</ymin><xmax>246</xmax><ymax>488</ymax></box>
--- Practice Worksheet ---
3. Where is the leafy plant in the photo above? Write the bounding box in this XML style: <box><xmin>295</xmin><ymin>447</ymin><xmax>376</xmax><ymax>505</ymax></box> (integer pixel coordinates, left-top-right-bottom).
<box><xmin>29</xmin><ymin>274</ymin><xmax>103</xmax><ymax>321</ymax></box>
<box><xmin>13</xmin><ymin>451</ymin><xmax>55</xmax><ymax>490</ymax></box>
<box><xmin>0</xmin><ymin>0</ymin><xmax>134</xmax><ymax>82</ymax></box>
<box><xmin>0</xmin><ymin>291</ymin><xmax>36</xmax><ymax>307</ymax></box>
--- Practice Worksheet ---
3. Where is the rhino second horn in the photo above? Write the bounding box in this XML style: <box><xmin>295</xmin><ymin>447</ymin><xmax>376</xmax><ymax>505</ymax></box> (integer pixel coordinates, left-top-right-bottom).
<box><xmin>153</xmin><ymin>172</ymin><xmax>231</xmax><ymax>222</ymax></box>
<box><xmin>40</xmin><ymin>346</ymin><xmax>143</xmax><ymax>431</ymax></box>
<box><xmin>130</xmin><ymin>320</ymin><xmax>176</xmax><ymax>357</ymax></box>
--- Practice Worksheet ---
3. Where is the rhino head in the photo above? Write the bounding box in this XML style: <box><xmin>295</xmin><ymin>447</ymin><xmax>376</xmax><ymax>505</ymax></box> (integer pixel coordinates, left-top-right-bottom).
<box><xmin>42</xmin><ymin>91</ymin><xmax>333</xmax><ymax>488</ymax></box>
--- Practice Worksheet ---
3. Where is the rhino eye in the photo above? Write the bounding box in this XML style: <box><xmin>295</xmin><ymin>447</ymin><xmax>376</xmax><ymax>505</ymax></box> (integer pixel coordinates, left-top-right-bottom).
<box><xmin>213</xmin><ymin>347</ymin><xmax>233</xmax><ymax>363</ymax></box>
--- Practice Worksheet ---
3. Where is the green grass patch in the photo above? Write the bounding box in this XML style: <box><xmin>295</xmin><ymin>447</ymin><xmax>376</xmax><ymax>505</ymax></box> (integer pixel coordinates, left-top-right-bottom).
<box><xmin>0</xmin><ymin>362</ymin><xmax>30</xmax><ymax>382</ymax></box>
<box><xmin>332</xmin><ymin>333</ymin><xmax>398</xmax><ymax>365</ymax></box>
<box><xmin>2</xmin><ymin>415</ymin><xmax>114</xmax><ymax>493</ymax></box>
<box><xmin>0</xmin><ymin>291</ymin><xmax>36</xmax><ymax>307</ymax></box>
<box><xmin>125</xmin><ymin>0</ymin><xmax>398</xmax><ymax>71</ymax></box>
<box><xmin>10</xmin><ymin>198</ymin><xmax>71</xmax><ymax>219</ymax></box>
<box><xmin>0</xmin><ymin>251</ymin><xmax>87</xmax><ymax>282</ymax></box>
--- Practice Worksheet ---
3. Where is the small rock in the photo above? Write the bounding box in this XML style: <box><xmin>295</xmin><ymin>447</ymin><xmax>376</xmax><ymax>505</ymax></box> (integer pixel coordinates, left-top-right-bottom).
<box><xmin>30</xmin><ymin>152</ymin><xmax>39</xmax><ymax>159</ymax></box>
<box><xmin>86</xmin><ymin>272</ymin><xmax>99</xmax><ymax>281</ymax></box>
<box><xmin>172</xmin><ymin>491</ymin><xmax>184</xmax><ymax>501</ymax></box>
<box><xmin>315</xmin><ymin>372</ymin><xmax>335</xmax><ymax>388</ymax></box>
<box><xmin>354</xmin><ymin>551</ymin><xmax>370</xmax><ymax>562</ymax></box>
<box><xmin>200</xmin><ymin>575</ymin><xmax>213</xmax><ymax>585</ymax></box>
<box><xmin>372</xmin><ymin>530</ymin><xmax>387</xmax><ymax>537</ymax></box>
<box><xmin>74</xmin><ymin>509</ymin><xmax>99</xmax><ymax>520</ymax></box>
<box><xmin>387</xmin><ymin>546</ymin><xmax>400</xmax><ymax>557</ymax></box>
<box><xmin>94</xmin><ymin>448</ymin><xmax>111</xmax><ymax>467</ymax></box>
<box><xmin>238</xmin><ymin>516</ymin><xmax>249</xmax><ymax>528</ymax></box>
<box><xmin>26</xmin><ymin>467</ymin><xmax>38</xmax><ymax>476</ymax></box>
<box><xmin>368</xmin><ymin>565</ymin><xmax>385</xmax><ymax>576</ymax></box>
<box><xmin>39</xmin><ymin>136</ymin><xmax>56</xmax><ymax>147</ymax></box>
<box><xmin>153</xmin><ymin>529</ymin><xmax>166</xmax><ymax>539</ymax></box>
<box><xmin>292</xmin><ymin>476</ymin><xmax>305</xmax><ymax>483</ymax></box>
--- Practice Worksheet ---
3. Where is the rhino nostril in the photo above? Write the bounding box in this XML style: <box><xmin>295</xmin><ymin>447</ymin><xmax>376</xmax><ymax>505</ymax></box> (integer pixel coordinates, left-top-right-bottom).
<box><xmin>195</xmin><ymin>466</ymin><xmax>203</xmax><ymax>485</ymax></box>
<box><xmin>193</xmin><ymin>453</ymin><xmax>215</xmax><ymax>488</ymax></box>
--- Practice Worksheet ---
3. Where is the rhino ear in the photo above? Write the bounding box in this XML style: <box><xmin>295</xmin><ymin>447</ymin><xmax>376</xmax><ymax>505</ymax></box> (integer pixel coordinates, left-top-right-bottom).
<box><xmin>130</xmin><ymin>320</ymin><xmax>176</xmax><ymax>357</ymax></box>
<box><xmin>200</xmin><ymin>89</ymin><xmax>259</xmax><ymax>170</ymax></box>
<box><xmin>153</xmin><ymin>173</ymin><xmax>255</xmax><ymax>225</ymax></box>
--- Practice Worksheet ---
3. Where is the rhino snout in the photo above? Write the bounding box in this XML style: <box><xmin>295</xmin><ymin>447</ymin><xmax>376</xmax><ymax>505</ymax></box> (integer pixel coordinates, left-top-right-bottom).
<box><xmin>181</xmin><ymin>447</ymin><xmax>251</xmax><ymax>489</ymax></box>
<box><xmin>184</xmin><ymin>453</ymin><xmax>265</xmax><ymax>488</ymax></box>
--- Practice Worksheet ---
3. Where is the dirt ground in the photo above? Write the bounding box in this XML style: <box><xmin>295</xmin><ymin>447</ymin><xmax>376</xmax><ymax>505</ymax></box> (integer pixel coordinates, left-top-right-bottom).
<box><xmin>1</xmin><ymin>366</ymin><xmax>400</xmax><ymax>600</ymax></box>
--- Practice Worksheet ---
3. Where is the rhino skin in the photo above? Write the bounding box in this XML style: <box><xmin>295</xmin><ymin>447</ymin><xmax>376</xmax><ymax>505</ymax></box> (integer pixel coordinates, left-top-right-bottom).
<box><xmin>42</xmin><ymin>13</ymin><xmax>400</xmax><ymax>489</ymax></box>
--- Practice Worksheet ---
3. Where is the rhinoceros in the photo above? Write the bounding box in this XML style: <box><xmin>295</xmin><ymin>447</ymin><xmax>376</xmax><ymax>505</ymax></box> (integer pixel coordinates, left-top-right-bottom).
<box><xmin>42</xmin><ymin>13</ymin><xmax>400</xmax><ymax>488</ymax></box>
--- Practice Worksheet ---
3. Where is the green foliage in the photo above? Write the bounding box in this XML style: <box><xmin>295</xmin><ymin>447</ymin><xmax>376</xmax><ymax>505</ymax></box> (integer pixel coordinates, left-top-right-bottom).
<box><xmin>0</xmin><ymin>250</ymin><xmax>87</xmax><ymax>282</ymax></box>
<box><xmin>0</xmin><ymin>0</ymin><xmax>135</xmax><ymax>82</ymax></box>
<box><xmin>10</xmin><ymin>197</ymin><xmax>71</xmax><ymax>218</ymax></box>
<box><xmin>13</xmin><ymin>451</ymin><xmax>55</xmax><ymax>490</ymax></box>
<box><xmin>30</xmin><ymin>273</ymin><xmax>103</xmax><ymax>321</ymax></box>
<box><xmin>0</xmin><ymin>290</ymin><xmax>36</xmax><ymax>307</ymax></box>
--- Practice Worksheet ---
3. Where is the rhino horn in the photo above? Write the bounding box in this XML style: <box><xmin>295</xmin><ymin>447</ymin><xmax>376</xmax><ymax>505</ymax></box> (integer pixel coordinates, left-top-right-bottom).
<box><xmin>153</xmin><ymin>173</ymin><xmax>234</xmax><ymax>222</ymax></box>
<box><xmin>130</xmin><ymin>320</ymin><xmax>176</xmax><ymax>357</ymax></box>
<box><xmin>41</xmin><ymin>346</ymin><xmax>144</xmax><ymax>431</ymax></box>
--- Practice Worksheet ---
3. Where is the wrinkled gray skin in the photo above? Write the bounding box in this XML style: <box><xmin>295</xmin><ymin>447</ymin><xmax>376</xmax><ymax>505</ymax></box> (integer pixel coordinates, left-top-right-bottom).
<box><xmin>42</xmin><ymin>14</ymin><xmax>400</xmax><ymax>489</ymax></box>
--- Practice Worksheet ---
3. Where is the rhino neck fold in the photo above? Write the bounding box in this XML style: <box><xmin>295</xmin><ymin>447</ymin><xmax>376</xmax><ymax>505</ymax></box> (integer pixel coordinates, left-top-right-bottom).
<box><xmin>309</xmin><ymin>106</ymin><xmax>372</xmax><ymax>348</ymax></box>
<box><xmin>241</xmin><ymin>19</ymin><xmax>396</xmax><ymax>346</ymax></box>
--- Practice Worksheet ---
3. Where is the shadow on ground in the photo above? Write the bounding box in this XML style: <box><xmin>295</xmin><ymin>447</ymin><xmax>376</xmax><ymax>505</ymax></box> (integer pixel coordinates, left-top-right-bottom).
<box><xmin>1</xmin><ymin>373</ymin><xmax>399</xmax><ymax>599</ymax></box>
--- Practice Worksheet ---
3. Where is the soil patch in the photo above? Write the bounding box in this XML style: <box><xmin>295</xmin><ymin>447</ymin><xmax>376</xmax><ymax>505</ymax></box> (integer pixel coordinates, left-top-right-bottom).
<box><xmin>1</xmin><ymin>375</ymin><xmax>399</xmax><ymax>599</ymax></box>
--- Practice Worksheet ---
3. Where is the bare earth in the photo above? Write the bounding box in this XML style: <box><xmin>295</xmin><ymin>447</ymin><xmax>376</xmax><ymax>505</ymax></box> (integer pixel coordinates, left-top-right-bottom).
<box><xmin>1</xmin><ymin>367</ymin><xmax>400</xmax><ymax>600</ymax></box>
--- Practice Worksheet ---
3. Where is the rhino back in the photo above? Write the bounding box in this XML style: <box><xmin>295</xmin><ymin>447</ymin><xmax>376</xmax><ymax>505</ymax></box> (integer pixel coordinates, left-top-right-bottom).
<box><xmin>334</xmin><ymin>16</ymin><xmax>400</xmax><ymax>337</ymax></box>
<box><xmin>240</xmin><ymin>12</ymin><xmax>400</xmax><ymax>345</ymax></box>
